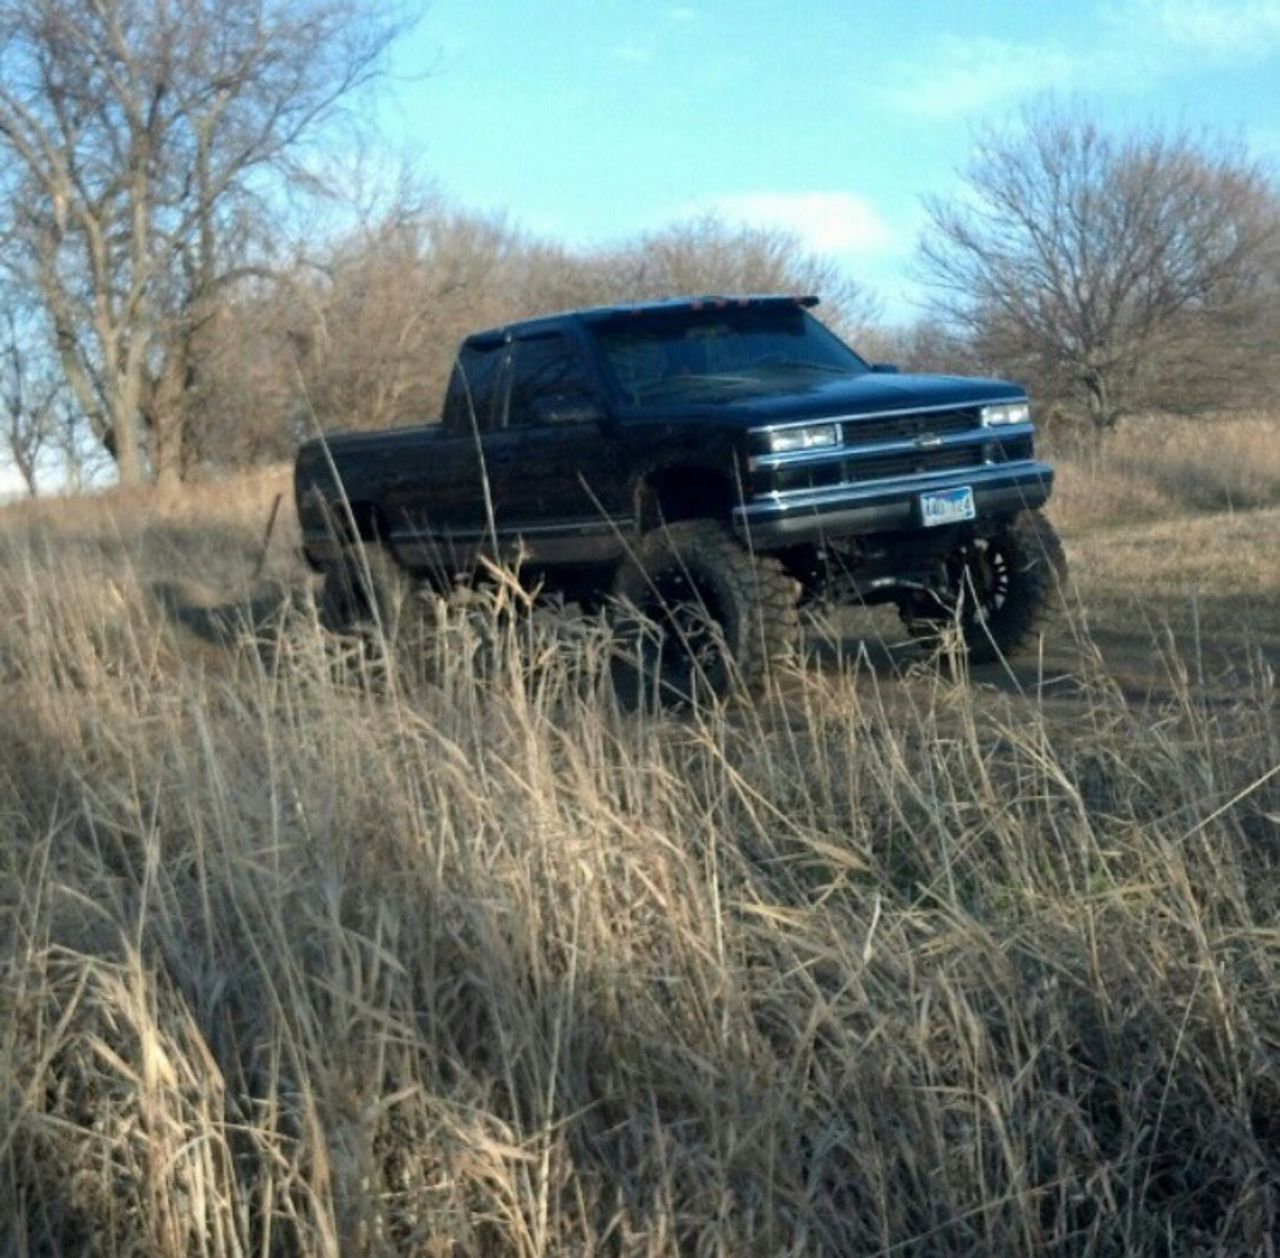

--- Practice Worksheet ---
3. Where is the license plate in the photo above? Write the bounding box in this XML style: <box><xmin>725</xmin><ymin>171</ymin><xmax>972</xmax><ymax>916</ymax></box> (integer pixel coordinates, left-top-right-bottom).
<box><xmin>920</xmin><ymin>485</ymin><xmax>976</xmax><ymax>527</ymax></box>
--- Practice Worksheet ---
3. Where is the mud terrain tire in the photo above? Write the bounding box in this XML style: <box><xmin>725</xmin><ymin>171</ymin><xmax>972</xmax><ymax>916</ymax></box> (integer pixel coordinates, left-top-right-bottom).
<box><xmin>901</xmin><ymin>509</ymin><xmax>1067</xmax><ymax>664</ymax></box>
<box><xmin>610</xmin><ymin>520</ymin><xmax>798</xmax><ymax>705</ymax></box>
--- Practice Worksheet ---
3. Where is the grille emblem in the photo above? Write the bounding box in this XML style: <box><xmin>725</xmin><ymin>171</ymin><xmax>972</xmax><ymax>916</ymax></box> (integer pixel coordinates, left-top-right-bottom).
<box><xmin>915</xmin><ymin>434</ymin><xmax>944</xmax><ymax>449</ymax></box>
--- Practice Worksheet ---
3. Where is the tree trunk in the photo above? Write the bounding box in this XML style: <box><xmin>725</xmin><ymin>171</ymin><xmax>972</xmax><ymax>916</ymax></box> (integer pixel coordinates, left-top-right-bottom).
<box><xmin>112</xmin><ymin>403</ymin><xmax>144</xmax><ymax>487</ymax></box>
<box><xmin>14</xmin><ymin>452</ymin><xmax>39</xmax><ymax>497</ymax></box>
<box><xmin>147</xmin><ymin>342</ymin><xmax>189</xmax><ymax>490</ymax></box>
<box><xmin>152</xmin><ymin>413</ymin><xmax>183</xmax><ymax>490</ymax></box>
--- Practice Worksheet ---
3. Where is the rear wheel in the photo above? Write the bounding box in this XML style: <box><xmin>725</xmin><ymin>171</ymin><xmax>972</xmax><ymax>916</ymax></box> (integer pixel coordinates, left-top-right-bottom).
<box><xmin>609</xmin><ymin>520</ymin><xmax>798</xmax><ymax>705</ymax></box>
<box><xmin>899</xmin><ymin>510</ymin><xmax>1067</xmax><ymax>662</ymax></box>
<box><xmin>319</xmin><ymin>544</ymin><xmax>413</xmax><ymax>641</ymax></box>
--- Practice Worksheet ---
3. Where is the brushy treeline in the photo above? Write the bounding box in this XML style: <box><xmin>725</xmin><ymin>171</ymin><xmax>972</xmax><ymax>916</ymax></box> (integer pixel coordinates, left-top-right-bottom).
<box><xmin>0</xmin><ymin>491</ymin><xmax>1277</xmax><ymax>1255</ymax></box>
<box><xmin>190</xmin><ymin>208</ymin><xmax>882</xmax><ymax>470</ymax></box>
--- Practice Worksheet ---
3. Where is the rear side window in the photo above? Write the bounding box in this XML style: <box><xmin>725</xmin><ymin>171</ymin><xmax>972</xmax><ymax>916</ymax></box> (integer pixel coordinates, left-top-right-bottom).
<box><xmin>443</xmin><ymin>342</ymin><xmax>506</xmax><ymax>432</ymax></box>
<box><xmin>506</xmin><ymin>333</ymin><xmax>598</xmax><ymax>425</ymax></box>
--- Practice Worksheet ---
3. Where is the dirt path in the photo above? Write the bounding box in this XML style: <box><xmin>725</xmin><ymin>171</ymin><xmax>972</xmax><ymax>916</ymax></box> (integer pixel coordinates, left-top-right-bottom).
<box><xmin>810</xmin><ymin>507</ymin><xmax>1280</xmax><ymax>716</ymax></box>
<box><xmin>149</xmin><ymin>505</ymin><xmax>1280</xmax><ymax>721</ymax></box>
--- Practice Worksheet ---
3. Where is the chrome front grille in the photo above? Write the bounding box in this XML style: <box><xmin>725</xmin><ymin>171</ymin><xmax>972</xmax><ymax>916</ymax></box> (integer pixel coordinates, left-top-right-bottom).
<box><xmin>839</xmin><ymin>407</ymin><xmax>977</xmax><ymax>445</ymax></box>
<box><xmin>752</xmin><ymin>403</ymin><xmax>1035</xmax><ymax>500</ymax></box>
<box><xmin>775</xmin><ymin>445</ymin><xmax>979</xmax><ymax>494</ymax></box>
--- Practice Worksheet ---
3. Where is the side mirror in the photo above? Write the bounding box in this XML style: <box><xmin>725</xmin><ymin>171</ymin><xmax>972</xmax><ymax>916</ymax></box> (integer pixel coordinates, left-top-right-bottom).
<box><xmin>870</xmin><ymin>363</ymin><xmax>901</xmax><ymax>374</ymax></box>
<box><xmin>531</xmin><ymin>396</ymin><xmax>607</xmax><ymax>425</ymax></box>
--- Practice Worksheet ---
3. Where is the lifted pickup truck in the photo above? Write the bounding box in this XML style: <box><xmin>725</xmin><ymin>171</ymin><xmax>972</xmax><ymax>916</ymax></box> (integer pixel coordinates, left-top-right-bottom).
<box><xmin>296</xmin><ymin>295</ymin><xmax>1065</xmax><ymax>695</ymax></box>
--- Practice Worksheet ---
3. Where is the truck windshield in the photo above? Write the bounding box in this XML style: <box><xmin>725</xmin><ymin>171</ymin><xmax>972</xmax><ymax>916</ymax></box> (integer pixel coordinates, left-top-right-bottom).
<box><xmin>588</xmin><ymin>306</ymin><xmax>869</xmax><ymax>406</ymax></box>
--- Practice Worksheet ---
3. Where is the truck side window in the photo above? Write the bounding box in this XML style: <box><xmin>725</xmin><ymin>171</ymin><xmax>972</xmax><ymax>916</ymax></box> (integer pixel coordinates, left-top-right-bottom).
<box><xmin>443</xmin><ymin>342</ymin><xmax>506</xmax><ymax>432</ymax></box>
<box><xmin>507</xmin><ymin>334</ymin><xmax>598</xmax><ymax>425</ymax></box>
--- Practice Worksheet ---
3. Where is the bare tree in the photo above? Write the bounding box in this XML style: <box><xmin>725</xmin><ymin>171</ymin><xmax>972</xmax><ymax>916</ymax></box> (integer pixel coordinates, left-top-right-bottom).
<box><xmin>285</xmin><ymin>204</ymin><xmax>523</xmax><ymax>434</ymax></box>
<box><xmin>0</xmin><ymin>0</ymin><xmax>403</xmax><ymax>486</ymax></box>
<box><xmin>211</xmin><ymin>203</ymin><xmax>887</xmax><ymax>448</ymax></box>
<box><xmin>0</xmin><ymin>304</ymin><xmax>62</xmax><ymax>496</ymax></box>
<box><xmin>863</xmin><ymin>316</ymin><xmax>977</xmax><ymax>379</ymax></box>
<box><xmin>920</xmin><ymin>105</ymin><xmax>1279</xmax><ymax>432</ymax></box>
<box><xmin>600</xmin><ymin>214</ymin><xmax>880</xmax><ymax>342</ymax></box>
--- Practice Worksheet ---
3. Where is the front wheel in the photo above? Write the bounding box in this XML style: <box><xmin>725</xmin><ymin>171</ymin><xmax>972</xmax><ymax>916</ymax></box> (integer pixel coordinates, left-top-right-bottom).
<box><xmin>900</xmin><ymin>510</ymin><xmax>1067</xmax><ymax>663</ymax></box>
<box><xmin>609</xmin><ymin>520</ymin><xmax>798</xmax><ymax>706</ymax></box>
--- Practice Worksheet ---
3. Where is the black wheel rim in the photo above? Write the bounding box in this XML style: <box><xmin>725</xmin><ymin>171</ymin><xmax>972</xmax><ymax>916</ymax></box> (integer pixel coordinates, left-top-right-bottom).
<box><xmin>922</xmin><ymin>538</ymin><xmax>1012</xmax><ymax>628</ymax></box>
<box><xmin>966</xmin><ymin>539</ymin><xmax>1011</xmax><ymax>618</ymax></box>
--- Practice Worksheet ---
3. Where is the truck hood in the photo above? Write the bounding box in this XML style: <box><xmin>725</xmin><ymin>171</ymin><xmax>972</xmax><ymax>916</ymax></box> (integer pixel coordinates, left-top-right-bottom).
<box><xmin>722</xmin><ymin>372</ymin><xmax>1026</xmax><ymax>424</ymax></box>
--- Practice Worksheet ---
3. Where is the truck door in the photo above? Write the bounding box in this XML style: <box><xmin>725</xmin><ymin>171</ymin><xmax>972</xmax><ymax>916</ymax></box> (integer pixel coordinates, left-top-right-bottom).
<box><xmin>392</xmin><ymin>338</ymin><xmax>522</xmax><ymax>572</ymax></box>
<box><xmin>503</xmin><ymin>331</ymin><xmax>630</xmax><ymax>565</ymax></box>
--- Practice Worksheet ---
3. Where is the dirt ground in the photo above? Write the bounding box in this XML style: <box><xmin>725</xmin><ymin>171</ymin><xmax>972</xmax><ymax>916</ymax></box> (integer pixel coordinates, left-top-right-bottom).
<box><xmin>809</xmin><ymin>507</ymin><xmax>1280</xmax><ymax>716</ymax></box>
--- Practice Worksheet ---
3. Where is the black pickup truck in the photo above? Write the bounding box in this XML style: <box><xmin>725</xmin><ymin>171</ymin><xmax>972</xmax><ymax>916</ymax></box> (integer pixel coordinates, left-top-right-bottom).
<box><xmin>296</xmin><ymin>295</ymin><xmax>1064</xmax><ymax>695</ymax></box>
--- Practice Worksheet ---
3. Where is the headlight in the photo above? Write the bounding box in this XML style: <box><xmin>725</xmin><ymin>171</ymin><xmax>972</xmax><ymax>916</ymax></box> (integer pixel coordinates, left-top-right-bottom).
<box><xmin>981</xmin><ymin>401</ymin><xmax>1031</xmax><ymax>427</ymax></box>
<box><xmin>765</xmin><ymin>423</ymin><xmax>840</xmax><ymax>454</ymax></box>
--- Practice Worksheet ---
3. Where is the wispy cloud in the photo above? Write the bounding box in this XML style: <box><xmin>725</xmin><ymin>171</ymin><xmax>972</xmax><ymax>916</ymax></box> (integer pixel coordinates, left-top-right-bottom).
<box><xmin>1135</xmin><ymin>0</ymin><xmax>1280</xmax><ymax>56</ymax></box>
<box><xmin>607</xmin><ymin>8</ymin><xmax>700</xmax><ymax>64</ymax></box>
<box><xmin>708</xmin><ymin>191</ymin><xmax>898</xmax><ymax>257</ymax></box>
<box><xmin>880</xmin><ymin>0</ymin><xmax>1280</xmax><ymax>119</ymax></box>
<box><xmin>883</xmin><ymin>36</ymin><xmax>1087</xmax><ymax>118</ymax></box>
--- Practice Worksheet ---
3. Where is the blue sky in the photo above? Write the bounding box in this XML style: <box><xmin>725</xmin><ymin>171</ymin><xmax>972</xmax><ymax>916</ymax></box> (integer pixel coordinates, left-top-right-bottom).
<box><xmin>5</xmin><ymin>0</ymin><xmax>1276</xmax><ymax>498</ymax></box>
<box><xmin>380</xmin><ymin>0</ymin><xmax>1280</xmax><ymax>321</ymax></box>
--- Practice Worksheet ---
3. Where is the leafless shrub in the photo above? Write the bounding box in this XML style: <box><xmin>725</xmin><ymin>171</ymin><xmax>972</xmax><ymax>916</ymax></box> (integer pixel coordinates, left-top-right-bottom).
<box><xmin>920</xmin><ymin>103</ymin><xmax>1280</xmax><ymax>432</ymax></box>
<box><xmin>290</xmin><ymin>205</ymin><xmax>526</xmax><ymax>434</ymax></box>
<box><xmin>261</xmin><ymin>207</ymin><xmax>882</xmax><ymax>438</ymax></box>
<box><xmin>597</xmin><ymin>212</ymin><xmax>880</xmax><ymax>338</ymax></box>
<box><xmin>860</xmin><ymin>315</ymin><xmax>978</xmax><ymax>377</ymax></box>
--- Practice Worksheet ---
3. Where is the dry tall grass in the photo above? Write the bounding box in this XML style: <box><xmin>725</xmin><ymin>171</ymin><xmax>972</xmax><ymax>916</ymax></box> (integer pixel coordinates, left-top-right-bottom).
<box><xmin>1</xmin><ymin>423</ymin><xmax>1278</xmax><ymax>1255</ymax></box>
<box><xmin>1049</xmin><ymin>412</ymin><xmax>1280</xmax><ymax>532</ymax></box>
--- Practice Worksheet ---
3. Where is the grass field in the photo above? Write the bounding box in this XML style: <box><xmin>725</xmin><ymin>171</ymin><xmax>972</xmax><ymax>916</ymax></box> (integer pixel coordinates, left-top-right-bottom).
<box><xmin>1</xmin><ymin>416</ymin><xmax>1277</xmax><ymax>1255</ymax></box>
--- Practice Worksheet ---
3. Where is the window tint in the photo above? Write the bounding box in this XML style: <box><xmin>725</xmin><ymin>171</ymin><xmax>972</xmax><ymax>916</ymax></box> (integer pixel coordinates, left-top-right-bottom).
<box><xmin>507</xmin><ymin>334</ymin><xmax>597</xmax><ymax>424</ymax></box>
<box><xmin>443</xmin><ymin>342</ymin><xmax>507</xmax><ymax>431</ymax></box>
<box><xmin>591</xmin><ymin>307</ymin><xmax>867</xmax><ymax>407</ymax></box>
